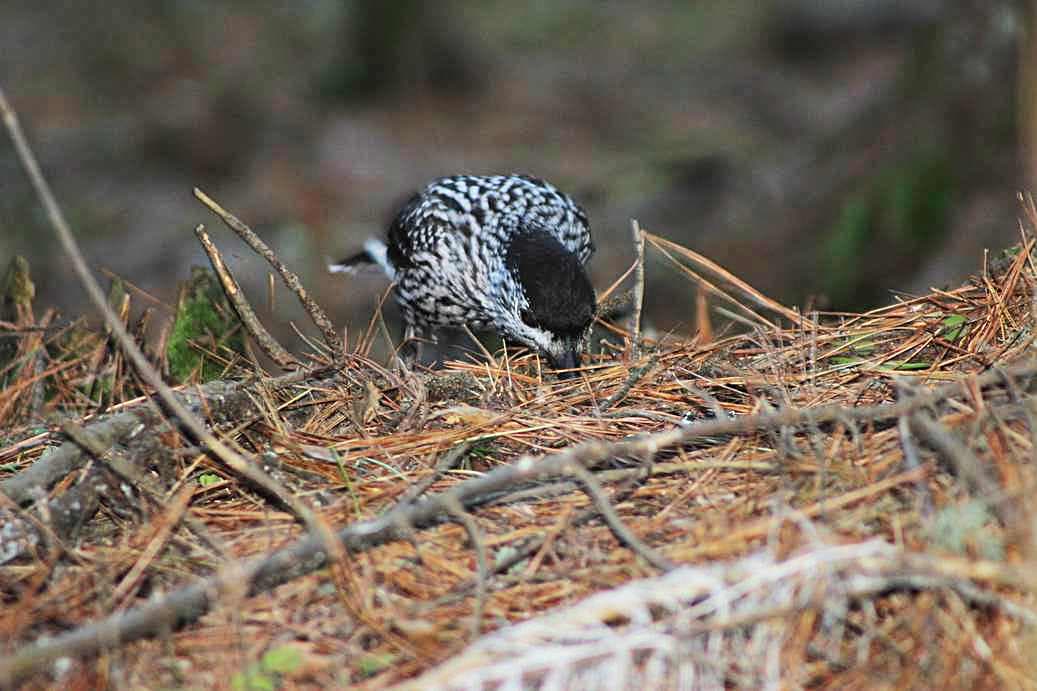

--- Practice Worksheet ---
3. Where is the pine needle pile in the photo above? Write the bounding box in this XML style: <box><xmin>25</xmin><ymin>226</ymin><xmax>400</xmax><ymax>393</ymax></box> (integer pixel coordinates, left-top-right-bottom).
<box><xmin>4</xmin><ymin>96</ymin><xmax>1037</xmax><ymax>688</ymax></box>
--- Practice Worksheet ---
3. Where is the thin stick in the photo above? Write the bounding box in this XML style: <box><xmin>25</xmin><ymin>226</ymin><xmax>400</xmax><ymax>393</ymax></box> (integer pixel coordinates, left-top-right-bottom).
<box><xmin>267</xmin><ymin>272</ymin><xmax>276</xmax><ymax>315</ymax></box>
<box><xmin>374</xmin><ymin>300</ymin><xmax>401</xmax><ymax>368</ymax></box>
<box><xmin>644</xmin><ymin>231</ymin><xmax>804</xmax><ymax>326</ymax></box>
<box><xmin>630</xmin><ymin>219</ymin><xmax>646</xmax><ymax>359</ymax></box>
<box><xmin>111</xmin><ymin>484</ymin><xmax>194</xmax><ymax>608</ymax></box>
<box><xmin>568</xmin><ymin>462</ymin><xmax>675</xmax><ymax>572</ymax></box>
<box><xmin>0</xmin><ymin>86</ymin><xmax>322</xmax><ymax>535</ymax></box>
<box><xmin>395</xmin><ymin>442</ymin><xmax>473</xmax><ymax>505</ymax></box>
<box><xmin>194</xmin><ymin>225</ymin><xmax>298</xmax><ymax>368</ymax></box>
<box><xmin>599</xmin><ymin>353</ymin><xmax>658</xmax><ymax>413</ymax></box>
<box><xmin>597</xmin><ymin>257</ymin><xmax>638</xmax><ymax>305</ymax></box>
<box><xmin>462</xmin><ymin>324</ymin><xmax>498</xmax><ymax>370</ymax></box>
<box><xmin>910</xmin><ymin>410</ymin><xmax>1005</xmax><ymax>514</ymax></box>
<box><xmin>193</xmin><ymin>187</ymin><xmax>345</xmax><ymax>362</ymax></box>
<box><xmin>444</xmin><ymin>497</ymin><xmax>490</xmax><ymax>637</ymax></box>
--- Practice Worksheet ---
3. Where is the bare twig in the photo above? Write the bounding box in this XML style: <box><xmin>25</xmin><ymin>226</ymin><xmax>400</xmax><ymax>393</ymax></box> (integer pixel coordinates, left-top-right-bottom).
<box><xmin>56</xmin><ymin>419</ymin><xmax>222</xmax><ymax>560</ymax></box>
<box><xmin>444</xmin><ymin>497</ymin><xmax>490</xmax><ymax>637</ymax></box>
<box><xmin>895</xmin><ymin>380</ymin><xmax>933</xmax><ymax>516</ymax></box>
<box><xmin>111</xmin><ymin>484</ymin><xmax>194</xmax><ymax>607</ymax></box>
<box><xmin>630</xmin><ymin>219</ymin><xmax>645</xmax><ymax>359</ymax></box>
<box><xmin>909</xmin><ymin>410</ymin><xmax>1005</xmax><ymax>516</ymax></box>
<box><xmin>1</xmin><ymin>412</ymin><xmax>140</xmax><ymax>505</ymax></box>
<box><xmin>897</xmin><ymin>412</ymin><xmax>933</xmax><ymax>517</ymax></box>
<box><xmin>0</xmin><ymin>366</ymin><xmax>326</xmax><ymax>507</ymax></box>
<box><xmin>58</xmin><ymin>420</ymin><xmax>164</xmax><ymax>498</ymax></box>
<box><xmin>523</xmin><ymin>504</ymin><xmax>573</xmax><ymax>577</ymax></box>
<box><xmin>396</xmin><ymin>442</ymin><xmax>473</xmax><ymax>505</ymax></box>
<box><xmin>194</xmin><ymin>224</ymin><xmax>298</xmax><ymax>368</ymax></box>
<box><xmin>192</xmin><ymin>187</ymin><xmax>345</xmax><ymax>362</ymax></box>
<box><xmin>568</xmin><ymin>462</ymin><xmax>675</xmax><ymax>572</ymax></box>
<box><xmin>462</xmin><ymin>323</ymin><xmax>498</xmax><ymax>370</ymax></box>
<box><xmin>599</xmin><ymin>353</ymin><xmax>658</xmax><ymax>413</ymax></box>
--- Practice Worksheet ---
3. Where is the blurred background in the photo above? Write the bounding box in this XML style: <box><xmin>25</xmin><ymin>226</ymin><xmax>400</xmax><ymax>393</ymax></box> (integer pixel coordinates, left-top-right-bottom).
<box><xmin>0</xmin><ymin>0</ymin><xmax>1027</xmax><ymax>345</ymax></box>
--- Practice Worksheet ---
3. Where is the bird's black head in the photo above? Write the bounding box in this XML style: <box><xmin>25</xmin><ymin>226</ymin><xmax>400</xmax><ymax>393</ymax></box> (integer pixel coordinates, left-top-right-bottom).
<box><xmin>505</xmin><ymin>229</ymin><xmax>596</xmax><ymax>376</ymax></box>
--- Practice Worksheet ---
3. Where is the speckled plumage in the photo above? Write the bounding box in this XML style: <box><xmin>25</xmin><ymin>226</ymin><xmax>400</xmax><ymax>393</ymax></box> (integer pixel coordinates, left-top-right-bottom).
<box><xmin>330</xmin><ymin>174</ymin><xmax>596</xmax><ymax>371</ymax></box>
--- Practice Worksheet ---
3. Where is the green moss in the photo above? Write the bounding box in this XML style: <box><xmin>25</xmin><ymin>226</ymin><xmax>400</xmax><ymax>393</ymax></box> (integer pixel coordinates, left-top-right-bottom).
<box><xmin>106</xmin><ymin>275</ymin><xmax>128</xmax><ymax>314</ymax></box>
<box><xmin>166</xmin><ymin>267</ymin><xmax>245</xmax><ymax>383</ymax></box>
<box><xmin>1</xmin><ymin>256</ymin><xmax>36</xmax><ymax>369</ymax></box>
<box><xmin>2</xmin><ymin>256</ymin><xmax>35</xmax><ymax>310</ymax></box>
<box><xmin>81</xmin><ymin>374</ymin><xmax>115</xmax><ymax>405</ymax></box>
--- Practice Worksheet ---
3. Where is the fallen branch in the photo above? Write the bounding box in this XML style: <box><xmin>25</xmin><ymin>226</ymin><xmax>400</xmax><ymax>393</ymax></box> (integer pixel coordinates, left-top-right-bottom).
<box><xmin>444</xmin><ymin>497</ymin><xmax>490</xmax><ymax>637</ymax></box>
<box><xmin>0</xmin><ymin>412</ymin><xmax>142</xmax><ymax>506</ymax></box>
<box><xmin>0</xmin><ymin>370</ymin><xmax>325</xmax><ymax>507</ymax></box>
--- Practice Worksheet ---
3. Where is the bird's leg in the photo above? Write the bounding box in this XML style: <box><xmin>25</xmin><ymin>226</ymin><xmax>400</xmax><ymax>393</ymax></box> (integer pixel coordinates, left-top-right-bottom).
<box><xmin>400</xmin><ymin>324</ymin><xmax>437</xmax><ymax>369</ymax></box>
<box><xmin>399</xmin><ymin>324</ymin><xmax>421</xmax><ymax>368</ymax></box>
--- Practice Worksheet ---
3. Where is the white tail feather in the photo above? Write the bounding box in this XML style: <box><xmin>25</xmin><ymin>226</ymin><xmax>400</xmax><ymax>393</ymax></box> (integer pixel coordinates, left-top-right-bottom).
<box><xmin>326</xmin><ymin>238</ymin><xmax>396</xmax><ymax>280</ymax></box>
<box><xmin>362</xmin><ymin>238</ymin><xmax>395</xmax><ymax>280</ymax></box>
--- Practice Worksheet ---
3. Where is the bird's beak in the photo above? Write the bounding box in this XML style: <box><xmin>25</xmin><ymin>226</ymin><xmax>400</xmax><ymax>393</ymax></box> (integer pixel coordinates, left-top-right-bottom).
<box><xmin>547</xmin><ymin>348</ymin><xmax>581</xmax><ymax>378</ymax></box>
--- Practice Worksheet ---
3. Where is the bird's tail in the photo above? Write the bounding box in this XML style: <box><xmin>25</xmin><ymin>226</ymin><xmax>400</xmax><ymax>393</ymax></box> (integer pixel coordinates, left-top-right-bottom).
<box><xmin>327</xmin><ymin>238</ymin><xmax>396</xmax><ymax>280</ymax></box>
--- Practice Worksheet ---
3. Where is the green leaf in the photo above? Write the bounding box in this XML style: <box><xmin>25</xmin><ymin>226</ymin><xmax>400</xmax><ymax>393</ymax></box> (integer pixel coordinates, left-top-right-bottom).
<box><xmin>357</xmin><ymin>653</ymin><xmax>396</xmax><ymax>678</ymax></box>
<box><xmin>849</xmin><ymin>338</ymin><xmax>876</xmax><ymax>355</ymax></box>
<box><xmin>261</xmin><ymin>645</ymin><xmax>303</xmax><ymax>674</ymax></box>
<box><xmin>231</xmin><ymin>669</ymin><xmax>276</xmax><ymax>691</ymax></box>
<box><xmin>198</xmin><ymin>472</ymin><xmax>222</xmax><ymax>487</ymax></box>
<box><xmin>878</xmin><ymin>361</ymin><xmax>931</xmax><ymax>371</ymax></box>
<box><xmin>939</xmin><ymin>314</ymin><xmax>967</xmax><ymax>342</ymax></box>
<box><xmin>828</xmin><ymin>356</ymin><xmax>864</xmax><ymax>366</ymax></box>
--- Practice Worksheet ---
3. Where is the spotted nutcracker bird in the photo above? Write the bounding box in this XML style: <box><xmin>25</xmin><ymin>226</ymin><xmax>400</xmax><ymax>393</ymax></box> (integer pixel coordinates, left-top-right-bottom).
<box><xmin>329</xmin><ymin>174</ymin><xmax>596</xmax><ymax>375</ymax></box>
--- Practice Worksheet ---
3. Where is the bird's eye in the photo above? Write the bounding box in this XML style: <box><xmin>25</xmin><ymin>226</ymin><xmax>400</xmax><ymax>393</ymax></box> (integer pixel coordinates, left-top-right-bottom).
<box><xmin>520</xmin><ymin>309</ymin><xmax>537</xmax><ymax>327</ymax></box>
